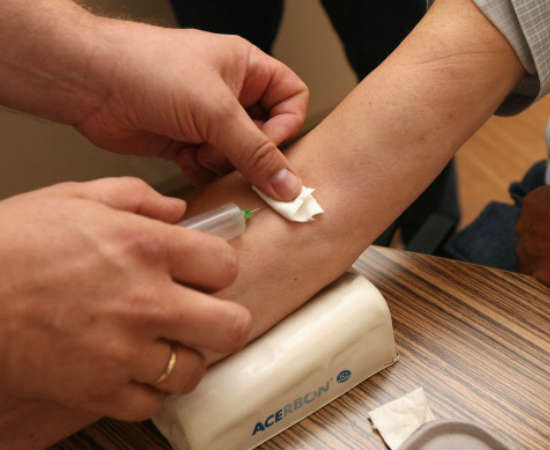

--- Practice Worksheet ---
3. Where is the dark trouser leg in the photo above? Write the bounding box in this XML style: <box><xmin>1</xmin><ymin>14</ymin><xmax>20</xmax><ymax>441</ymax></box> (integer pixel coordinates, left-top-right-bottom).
<box><xmin>375</xmin><ymin>160</ymin><xmax>460</xmax><ymax>249</ymax></box>
<box><xmin>319</xmin><ymin>0</ymin><xmax>426</xmax><ymax>80</ymax></box>
<box><xmin>442</xmin><ymin>160</ymin><xmax>547</xmax><ymax>271</ymax></box>
<box><xmin>400</xmin><ymin>159</ymin><xmax>461</xmax><ymax>249</ymax></box>
<box><xmin>169</xmin><ymin>0</ymin><xmax>284</xmax><ymax>54</ymax></box>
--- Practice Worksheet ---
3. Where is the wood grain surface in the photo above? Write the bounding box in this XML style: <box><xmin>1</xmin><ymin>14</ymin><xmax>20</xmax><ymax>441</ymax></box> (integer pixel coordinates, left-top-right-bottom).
<box><xmin>50</xmin><ymin>246</ymin><xmax>550</xmax><ymax>450</ymax></box>
<box><xmin>456</xmin><ymin>97</ymin><xmax>549</xmax><ymax>228</ymax></box>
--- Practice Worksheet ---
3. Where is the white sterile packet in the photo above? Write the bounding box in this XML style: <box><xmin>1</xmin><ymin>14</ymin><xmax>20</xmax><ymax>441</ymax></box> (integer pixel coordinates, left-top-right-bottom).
<box><xmin>252</xmin><ymin>186</ymin><xmax>324</xmax><ymax>222</ymax></box>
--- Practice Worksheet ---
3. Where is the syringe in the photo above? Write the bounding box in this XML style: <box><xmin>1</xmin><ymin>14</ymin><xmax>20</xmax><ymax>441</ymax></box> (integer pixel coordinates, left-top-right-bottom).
<box><xmin>178</xmin><ymin>203</ymin><xmax>258</xmax><ymax>240</ymax></box>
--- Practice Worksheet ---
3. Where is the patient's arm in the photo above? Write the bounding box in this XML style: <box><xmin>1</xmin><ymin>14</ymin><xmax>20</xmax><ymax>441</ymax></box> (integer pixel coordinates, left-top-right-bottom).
<box><xmin>191</xmin><ymin>0</ymin><xmax>524</xmax><ymax>361</ymax></box>
<box><xmin>1</xmin><ymin>1</ymin><xmax>524</xmax><ymax>448</ymax></box>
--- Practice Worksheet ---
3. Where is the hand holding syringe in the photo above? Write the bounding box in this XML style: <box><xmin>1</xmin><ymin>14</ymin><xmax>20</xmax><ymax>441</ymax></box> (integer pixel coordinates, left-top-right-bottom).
<box><xmin>178</xmin><ymin>203</ymin><xmax>259</xmax><ymax>240</ymax></box>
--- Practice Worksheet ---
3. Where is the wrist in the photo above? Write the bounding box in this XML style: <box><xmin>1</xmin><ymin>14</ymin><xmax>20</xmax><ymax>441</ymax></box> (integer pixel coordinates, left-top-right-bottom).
<box><xmin>0</xmin><ymin>0</ymin><xmax>110</xmax><ymax>124</ymax></box>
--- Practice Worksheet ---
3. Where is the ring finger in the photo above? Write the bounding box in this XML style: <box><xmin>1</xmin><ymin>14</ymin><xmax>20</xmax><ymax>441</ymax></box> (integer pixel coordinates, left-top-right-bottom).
<box><xmin>133</xmin><ymin>340</ymin><xmax>206</xmax><ymax>395</ymax></box>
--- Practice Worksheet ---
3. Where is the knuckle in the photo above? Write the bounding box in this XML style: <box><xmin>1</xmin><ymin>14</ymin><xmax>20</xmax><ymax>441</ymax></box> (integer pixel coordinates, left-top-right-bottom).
<box><xmin>215</xmin><ymin>93</ymin><xmax>239</xmax><ymax>121</ymax></box>
<box><xmin>220</xmin><ymin>33</ymin><xmax>248</xmax><ymax>53</ymax></box>
<box><xmin>53</xmin><ymin>181</ymin><xmax>80</xmax><ymax>192</ymax></box>
<box><xmin>103</xmin><ymin>340</ymin><xmax>134</xmax><ymax>368</ymax></box>
<box><xmin>223</xmin><ymin>306</ymin><xmax>252</xmax><ymax>352</ymax></box>
<box><xmin>119</xmin><ymin>176</ymin><xmax>149</xmax><ymax>191</ymax></box>
<box><xmin>118</xmin><ymin>177</ymin><xmax>153</xmax><ymax>197</ymax></box>
<box><xmin>217</xmin><ymin>244</ymin><xmax>239</xmax><ymax>285</ymax></box>
<box><xmin>302</xmin><ymin>81</ymin><xmax>310</xmax><ymax>98</ymax></box>
<box><xmin>230</xmin><ymin>34</ymin><xmax>247</xmax><ymax>46</ymax></box>
<box><xmin>44</xmin><ymin>181</ymin><xmax>83</xmax><ymax>198</ymax></box>
<box><xmin>290</xmin><ymin>74</ymin><xmax>309</xmax><ymax>101</ymax></box>
<box><xmin>117</xmin><ymin>287</ymin><xmax>167</xmax><ymax>326</ymax></box>
<box><xmin>243</xmin><ymin>140</ymin><xmax>279</xmax><ymax>175</ymax></box>
<box><xmin>123</xmin><ymin>230</ymin><xmax>165</xmax><ymax>262</ymax></box>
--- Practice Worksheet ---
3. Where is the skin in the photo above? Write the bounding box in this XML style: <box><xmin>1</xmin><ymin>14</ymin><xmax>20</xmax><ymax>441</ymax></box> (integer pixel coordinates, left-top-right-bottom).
<box><xmin>0</xmin><ymin>0</ymin><xmax>308</xmax><ymax>445</ymax></box>
<box><xmin>0</xmin><ymin>0</ymin><xmax>308</xmax><ymax>199</ymax></box>
<box><xmin>192</xmin><ymin>0</ymin><xmax>526</xmax><ymax>348</ymax></box>
<box><xmin>516</xmin><ymin>185</ymin><xmax>550</xmax><ymax>285</ymax></box>
<box><xmin>0</xmin><ymin>178</ymin><xmax>254</xmax><ymax>418</ymax></box>
<box><xmin>0</xmin><ymin>0</ymin><xmax>526</xmax><ymax>448</ymax></box>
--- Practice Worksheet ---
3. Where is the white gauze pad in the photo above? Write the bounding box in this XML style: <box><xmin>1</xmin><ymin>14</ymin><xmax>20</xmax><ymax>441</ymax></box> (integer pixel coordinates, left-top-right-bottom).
<box><xmin>154</xmin><ymin>273</ymin><xmax>398</xmax><ymax>450</ymax></box>
<box><xmin>252</xmin><ymin>185</ymin><xmax>324</xmax><ymax>222</ymax></box>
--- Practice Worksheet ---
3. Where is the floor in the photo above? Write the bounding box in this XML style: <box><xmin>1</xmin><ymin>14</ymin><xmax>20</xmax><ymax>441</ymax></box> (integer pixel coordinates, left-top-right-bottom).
<box><xmin>456</xmin><ymin>97</ymin><xmax>548</xmax><ymax>228</ymax></box>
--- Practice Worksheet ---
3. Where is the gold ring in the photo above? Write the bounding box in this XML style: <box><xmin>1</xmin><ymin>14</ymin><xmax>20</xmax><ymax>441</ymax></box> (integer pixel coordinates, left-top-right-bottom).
<box><xmin>153</xmin><ymin>344</ymin><xmax>177</xmax><ymax>385</ymax></box>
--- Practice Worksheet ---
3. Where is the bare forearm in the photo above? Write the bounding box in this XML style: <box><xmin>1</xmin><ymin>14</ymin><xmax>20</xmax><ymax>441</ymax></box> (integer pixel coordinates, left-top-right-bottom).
<box><xmin>192</xmin><ymin>0</ymin><xmax>524</xmax><ymax>359</ymax></box>
<box><xmin>0</xmin><ymin>0</ymin><xmax>110</xmax><ymax>123</ymax></box>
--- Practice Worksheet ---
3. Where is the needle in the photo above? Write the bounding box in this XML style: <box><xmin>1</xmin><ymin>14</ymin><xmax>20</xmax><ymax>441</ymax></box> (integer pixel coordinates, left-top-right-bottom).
<box><xmin>243</xmin><ymin>207</ymin><xmax>262</xmax><ymax>220</ymax></box>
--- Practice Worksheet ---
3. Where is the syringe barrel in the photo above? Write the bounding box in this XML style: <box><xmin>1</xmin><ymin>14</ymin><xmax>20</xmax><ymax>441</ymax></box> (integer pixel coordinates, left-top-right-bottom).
<box><xmin>178</xmin><ymin>203</ymin><xmax>246</xmax><ymax>240</ymax></box>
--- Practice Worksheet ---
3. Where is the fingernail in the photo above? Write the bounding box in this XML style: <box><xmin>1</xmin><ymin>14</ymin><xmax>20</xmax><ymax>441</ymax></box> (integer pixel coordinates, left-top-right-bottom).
<box><xmin>270</xmin><ymin>168</ymin><xmax>302</xmax><ymax>201</ymax></box>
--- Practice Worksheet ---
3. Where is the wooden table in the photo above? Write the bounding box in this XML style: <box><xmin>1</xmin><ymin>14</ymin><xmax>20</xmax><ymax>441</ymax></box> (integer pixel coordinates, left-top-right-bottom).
<box><xmin>52</xmin><ymin>246</ymin><xmax>550</xmax><ymax>450</ymax></box>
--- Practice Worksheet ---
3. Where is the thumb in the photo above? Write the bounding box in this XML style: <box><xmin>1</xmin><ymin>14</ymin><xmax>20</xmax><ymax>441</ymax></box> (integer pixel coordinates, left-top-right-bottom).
<box><xmin>210</xmin><ymin>97</ymin><xmax>303</xmax><ymax>201</ymax></box>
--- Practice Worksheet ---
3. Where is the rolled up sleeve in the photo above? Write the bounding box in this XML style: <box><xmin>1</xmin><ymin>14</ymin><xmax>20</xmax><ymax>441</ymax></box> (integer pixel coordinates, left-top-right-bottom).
<box><xmin>474</xmin><ymin>0</ymin><xmax>549</xmax><ymax>114</ymax></box>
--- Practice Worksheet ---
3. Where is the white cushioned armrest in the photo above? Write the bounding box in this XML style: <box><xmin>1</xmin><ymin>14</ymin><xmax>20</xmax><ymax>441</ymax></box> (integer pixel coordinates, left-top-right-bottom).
<box><xmin>154</xmin><ymin>273</ymin><xmax>397</xmax><ymax>450</ymax></box>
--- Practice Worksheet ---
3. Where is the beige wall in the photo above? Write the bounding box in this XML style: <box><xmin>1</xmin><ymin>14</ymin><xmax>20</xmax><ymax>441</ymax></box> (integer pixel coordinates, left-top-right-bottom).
<box><xmin>0</xmin><ymin>0</ymin><xmax>355</xmax><ymax>199</ymax></box>
<box><xmin>273</xmin><ymin>1</ymin><xmax>356</xmax><ymax>129</ymax></box>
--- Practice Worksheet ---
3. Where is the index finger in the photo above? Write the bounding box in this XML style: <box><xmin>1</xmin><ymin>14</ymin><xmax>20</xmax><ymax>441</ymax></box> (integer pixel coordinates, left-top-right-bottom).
<box><xmin>240</xmin><ymin>50</ymin><xmax>309</xmax><ymax>145</ymax></box>
<box><xmin>150</xmin><ymin>222</ymin><xmax>239</xmax><ymax>292</ymax></box>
